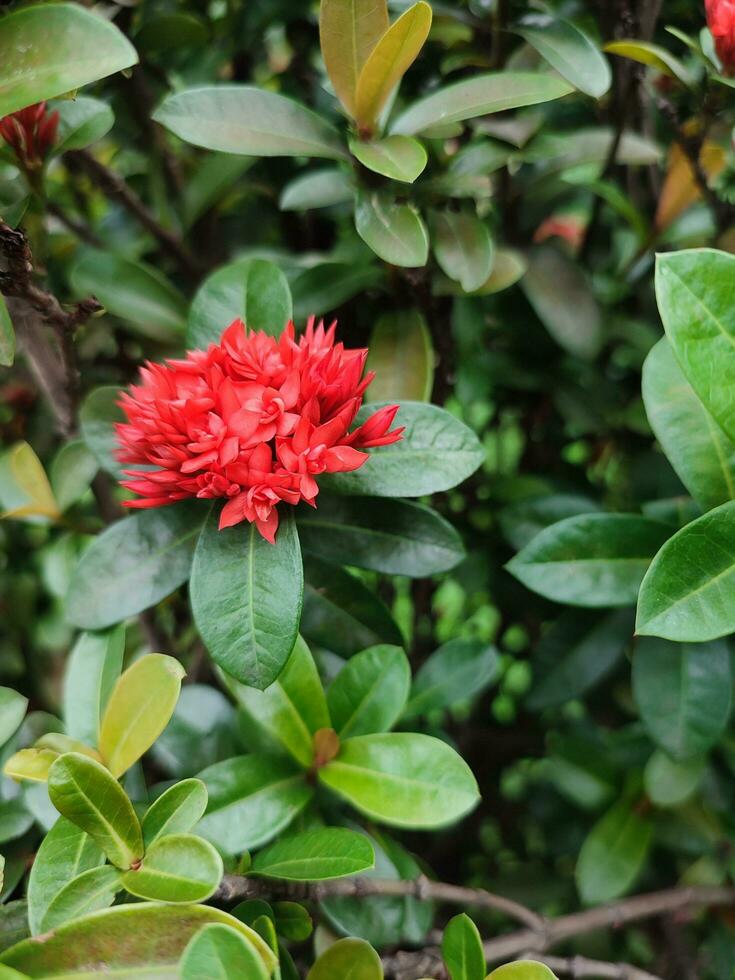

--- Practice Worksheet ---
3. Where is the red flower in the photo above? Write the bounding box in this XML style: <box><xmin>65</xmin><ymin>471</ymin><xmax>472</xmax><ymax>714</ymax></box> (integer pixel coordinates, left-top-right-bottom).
<box><xmin>116</xmin><ymin>319</ymin><xmax>403</xmax><ymax>542</ymax></box>
<box><xmin>0</xmin><ymin>102</ymin><xmax>59</xmax><ymax>169</ymax></box>
<box><xmin>706</xmin><ymin>0</ymin><xmax>735</xmax><ymax>75</ymax></box>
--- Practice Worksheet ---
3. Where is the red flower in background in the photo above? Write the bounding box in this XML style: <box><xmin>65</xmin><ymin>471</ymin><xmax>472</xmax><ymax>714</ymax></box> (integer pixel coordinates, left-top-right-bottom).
<box><xmin>706</xmin><ymin>0</ymin><xmax>735</xmax><ymax>75</ymax></box>
<box><xmin>116</xmin><ymin>319</ymin><xmax>403</xmax><ymax>543</ymax></box>
<box><xmin>0</xmin><ymin>102</ymin><xmax>59</xmax><ymax>169</ymax></box>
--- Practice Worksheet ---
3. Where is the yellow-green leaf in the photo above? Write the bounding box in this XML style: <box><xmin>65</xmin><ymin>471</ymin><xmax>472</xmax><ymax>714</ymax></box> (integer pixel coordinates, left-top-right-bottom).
<box><xmin>99</xmin><ymin>654</ymin><xmax>185</xmax><ymax>778</ymax></box>
<box><xmin>0</xmin><ymin>442</ymin><xmax>60</xmax><ymax>522</ymax></box>
<box><xmin>3</xmin><ymin>748</ymin><xmax>58</xmax><ymax>783</ymax></box>
<box><xmin>354</xmin><ymin>1</ymin><xmax>433</xmax><ymax>128</ymax></box>
<box><xmin>0</xmin><ymin>294</ymin><xmax>14</xmax><ymax>368</ymax></box>
<box><xmin>366</xmin><ymin>310</ymin><xmax>434</xmax><ymax>402</ymax></box>
<box><xmin>319</xmin><ymin>0</ymin><xmax>389</xmax><ymax>116</ymax></box>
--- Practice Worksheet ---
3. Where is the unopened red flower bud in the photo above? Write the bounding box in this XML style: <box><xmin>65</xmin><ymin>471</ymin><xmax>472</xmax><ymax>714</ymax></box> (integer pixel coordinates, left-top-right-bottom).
<box><xmin>0</xmin><ymin>101</ymin><xmax>60</xmax><ymax>169</ymax></box>
<box><xmin>706</xmin><ymin>0</ymin><xmax>735</xmax><ymax>75</ymax></box>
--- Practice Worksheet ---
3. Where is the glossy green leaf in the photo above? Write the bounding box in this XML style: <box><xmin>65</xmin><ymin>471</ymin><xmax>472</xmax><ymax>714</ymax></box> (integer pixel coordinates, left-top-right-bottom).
<box><xmin>486</xmin><ymin>965</ymin><xmax>557</xmax><ymax>980</ymax></box>
<box><xmin>442</xmin><ymin>913</ymin><xmax>485</xmax><ymax>980</ymax></box>
<box><xmin>0</xmin><ymin>688</ymin><xmax>28</xmax><ymax>749</ymax></box>
<box><xmin>323</xmin><ymin>402</ymin><xmax>484</xmax><ymax>497</ymax></box>
<box><xmin>632</xmin><ymin>637</ymin><xmax>731</xmax><ymax>759</ymax></box>
<box><xmin>53</xmin><ymin>96</ymin><xmax>114</xmax><ymax>153</ymax></box>
<box><xmin>328</xmin><ymin>645</ymin><xmax>410</xmax><ymax>738</ymax></box>
<box><xmin>0</xmin><ymin>294</ymin><xmax>14</xmax><ymax>368</ymax></box>
<box><xmin>391</xmin><ymin>72</ymin><xmax>573</xmax><ymax>136</ymax></box>
<box><xmin>319</xmin><ymin>0</ymin><xmax>388</xmax><ymax>116</ymax></box>
<box><xmin>319</xmin><ymin>732</ymin><xmax>479</xmax><ymax>828</ymax></box>
<box><xmin>350</xmin><ymin>136</ymin><xmax>427</xmax><ymax>183</ymax></box>
<box><xmin>40</xmin><ymin>865</ymin><xmax>121</xmax><ymax>932</ymax></box>
<box><xmin>122</xmin><ymin>832</ymin><xmax>223</xmax><ymax>902</ymax></box>
<box><xmin>154</xmin><ymin>85</ymin><xmax>346</xmax><ymax>159</ymax></box>
<box><xmin>142</xmin><ymin>778</ymin><xmax>208</xmax><ymax>846</ymax></box>
<box><xmin>355</xmin><ymin>192</ymin><xmax>428</xmax><ymax>267</ymax></box>
<box><xmin>430</xmin><ymin>210</ymin><xmax>494</xmax><ymax>294</ymax></box>
<box><xmin>643</xmin><ymin>338</ymin><xmax>735</xmax><ymax>512</ymax></box>
<box><xmin>644</xmin><ymin>750</ymin><xmax>703</xmax><ymax>808</ymax></box>
<box><xmin>27</xmin><ymin>817</ymin><xmax>105</xmax><ymax>935</ymax></box>
<box><xmin>180</xmin><ymin>923</ymin><xmax>269</xmax><ymax>980</ymax></box>
<box><xmin>307</xmin><ymin>938</ymin><xmax>382</xmax><ymax>980</ymax></box>
<box><xmin>280</xmin><ymin>169</ymin><xmax>354</xmax><ymax>211</ymax></box>
<box><xmin>507</xmin><ymin>514</ymin><xmax>671</xmax><ymax>607</ymax></box>
<box><xmin>227</xmin><ymin>636</ymin><xmax>329</xmax><ymax>767</ymax></box>
<box><xmin>291</xmin><ymin>263</ymin><xmax>383</xmax><ymax>321</ymax></box>
<box><xmin>521</xmin><ymin>246</ymin><xmax>603</xmax><ymax>360</ymax></box>
<box><xmin>190</xmin><ymin>507</ymin><xmax>303</xmax><ymax>689</ymax></box>
<box><xmin>636</xmin><ymin>501</ymin><xmax>735</xmax><ymax>641</ymax></box>
<box><xmin>0</xmin><ymin>4</ymin><xmax>137</xmax><ymax>117</ymax></box>
<box><xmin>47</xmin><ymin>753</ymin><xmax>143</xmax><ymax>869</ymax></box>
<box><xmin>499</xmin><ymin>494</ymin><xmax>602</xmax><ymax>551</ymax></box>
<box><xmin>66</xmin><ymin>502</ymin><xmax>203</xmax><ymax>630</ymax></box>
<box><xmin>252</xmin><ymin>827</ymin><xmax>375</xmax><ymax>881</ymax></box>
<box><xmin>79</xmin><ymin>386</ymin><xmax>126</xmax><ymax>479</ymax></box>
<box><xmin>49</xmin><ymin>439</ymin><xmax>98</xmax><ymax>512</ymax></box>
<box><xmin>99</xmin><ymin>654</ymin><xmax>186</xmax><ymax>778</ymax></box>
<box><xmin>605</xmin><ymin>40</ymin><xmax>692</xmax><ymax>86</ymax></box>
<box><xmin>403</xmin><ymin>639</ymin><xmax>500</xmax><ymax>720</ymax></box>
<box><xmin>575</xmin><ymin>800</ymin><xmax>652</xmax><ymax>904</ymax></box>
<box><xmin>62</xmin><ymin>626</ymin><xmax>125</xmax><ymax>748</ymax></box>
<box><xmin>0</xmin><ymin>904</ymin><xmax>276</xmax><ymax>976</ymax></box>
<box><xmin>187</xmin><ymin>258</ymin><xmax>293</xmax><ymax>350</ymax></box>
<box><xmin>297</xmin><ymin>495</ymin><xmax>465</xmax><ymax>576</ymax></box>
<box><xmin>365</xmin><ymin>312</ymin><xmax>434</xmax><ymax>403</ymax></box>
<box><xmin>71</xmin><ymin>250</ymin><xmax>186</xmax><ymax>343</ymax></box>
<box><xmin>198</xmin><ymin>755</ymin><xmax>313</xmax><ymax>853</ymax></box>
<box><xmin>354</xmin><ymin>2</ymin><xmax>433</xmax><ymax>127</ymax></box>
<box><xmin>517</xmin><ymin>17</ymin><xmax>611</xmax><ymax>98</ymax></box>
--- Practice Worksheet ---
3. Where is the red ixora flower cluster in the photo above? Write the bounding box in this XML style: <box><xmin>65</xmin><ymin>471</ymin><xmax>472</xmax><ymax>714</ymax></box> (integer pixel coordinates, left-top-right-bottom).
<box><xmin>706</xmin><ymin>0</ymin><xmax>735</xmax><ymax>75</ymax></box>
<box><xmin>116</xmin><ymin>319</ymin><xmax>403</xmax><ymax>543</ymax></box>
<box><xmin>0</xmin><ymin>102</ymin><xmax>59</xmax><ymax>169</ymax></box>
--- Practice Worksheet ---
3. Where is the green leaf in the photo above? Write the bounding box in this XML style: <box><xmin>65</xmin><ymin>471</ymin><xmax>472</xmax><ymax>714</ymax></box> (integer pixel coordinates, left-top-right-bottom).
<box><xmin>0</xmin><ymin>442</ymin><xmax>59</xmax><ymax>521</ymax></box>
<box><xmin>27</xmin><ymin>817</ymin><xmax>104</xmax><ymax>935</ymax></box>
<box><xmin>575</xmin><ymin>800</ymin><xmax>652</xmax><ymax>904</ymax></box>
<box><xmin>47</xmin><ymin>753</ymin><xmax>143</xmax><ymax>869</ymax></box>
<box><xmin>180</xmin><ymin>923</ymin><xmax>269</xmax><ymax>980</ymax></box>
<box><xmin>154</xmin><ymin>85</ymin><xmax>346</xmax><ymax>159</ymax></box>
<box><xmin>354</xmin><ymin>2</ymin><xmax>433</xmax><ymax>128</ymax></box>
<box><xmin>0</xmin><ymin>903</ymin><xmax>30</xmax><ymax>956</ymax></box>
<box><xmin>79</xmin><ymin>386</ymin><xmax>125</xmax><ymax>479</ymax></box>
<box><xmin>636</xmin><ymin>501</ymin><xmax>735</xmax><ymax>641</ymax></box>
<box><xmin>53</xmin><ymin>96</ymin><xmax>114</xmax><ymax>153</ymax></box>
<box><xmin>307</xmin><ymin>938</ymin><xmax>382</xmax><ymax>980</ymax></box>
<box><xmin>150</xmin><ymin>684</ymin><xmax>236</xmax><ymax>778</ymax></box>
<box><xmin>365</xmin><ymin>312</ymin><xmax>434</xmax><ymax>403</ymax></box>
<box><xmin>471</xmin><ymin>247</ymin><xmax>527</xmax><ymax>295</ymax></box>
<box><xmin>0</xmin><ymin>801</ymin><xmax>33</xmax><ymax>845</ymax></box>
<box><xmin>632</xmin><ymin>637</ymin><xmax>732</xmax><ymax>759</ymax></box>
<box><xmin>655</xmin><ymin>249</ymin><xmax>735</xmax><ymax>443</ymax></box>
<box><xmin>355</xmin><ymin>192</ymin><xmax>428</xmax><ymax>267</ymax></box>
<box><xmin>183</xmin><ymin>153</ymin><xmax>253</xmax><ymax>228</ymax></box>
<box><xmin>605</xmin><ymin>40</ymin><xmax>692</xmax><ymax>86</ymax></box>
<box><xmin>0</xmin><ymin>904</ymin><xmax>276</xmax><ymax>976</ymax></box>
<box><xmin>3</xmin><ymin>747</ymin><xmax>57</xmax><ymax>784</ymax></box>
<box><xmin>71</xmin><ymin>250</ymin><xmax>186</xmax><ymax>343</ymax></box>
<box><xmin>319</xmin><ymin>732</ymin><xmax>479</xmax><ymax>828</ymax></box>
<box><xmin>0</xmin><ymin>3</ymin><xmax>137</xmax><ymax>117</ymax></box>
<box><xmin>486</xmin><ymin>965</ymin><xmax>557</xmax><ymax>980</ymax></box>
<box><xmin>252</xmin><ymin>827</ymin><xmax>375</xmax><ymax>881</ymax></box>
<box><xmin>227</xmin><ymin>636</ymin><xmax>329</xmax><ymax>768</ymax></box>
<box><xmin>644</xmin><ymin>750</ymin><xmax>703</xmax><ymax>808</ymax></box>
<box><xmin>62</xmin><ymin>626</ymin><xmax>125</xmax><ymax>748</ymax></box>
<box><xmin>66</xmin><ymin>502</ymin><xmax>203</xmax><ymax>630</ymax></box>
<box><xmin>328</xmin><ymin>645</ymin><xmax>410</xmax><ymax>738</ymax></box>
<box><xmin>0</xmin><ymin>688</ymin><xmax>28</xmax><ymax>749</ymax></box>
<box><xmin>99</xmin><ymin>654</ymin><xmax>186</xmax><ymax>778</ymax></box>
<box><xmin>323</xmin><ymin>402</ymin><xmax>484</xmax><ymax>497</ymax></box>
<box><xmin>319</xmin><ymin>0</ymin><xmax>388</xmax><ymax>117</ymax></box>
<box><xmin>499</xmin><ymin>493</ymin><xmax>602</xmax><ymax>551</ymax></box>
<box><xmin>350</xmin><ymin>136</ymin><xmax>427</xmax><ymax>183</ymax></box>
<box><xmin>391</xmin><ymin>72</ymin><xmax>573</xmax><ymax>136</ymax></box>
<box><xmin>187</xmin><ymin>258</ymin><xmax>293</xmax><ymax>350</ymax></box>
<box><xmin>297</xmin><ymin>495</ymin><xmax>465</xmax><ymax>576</ymax></box>
<box><xmin>198</xmin><ymin>755</ymin><xmax>313</xmax><ymax>853</ymax></box>
<box><xmin>643</xmin><ymin>338</ymin><xmax>735</xmax><ymax>512</ymax></box>
<box><xmin>290</xmin><ymin>262</ymin><xmax>384</xmax><ymax>321</ymax></box>
<box><xmin>442</xmin><ymin>913</ymin><xmax>485</xmax><ymax>980</ymax></box>
<box><xmin>142</xmin><ymin>778</ymin><xmax>208</xmax><ymax>846</ymax></box>
<box><xmin>517</xmin><ymin>17</ymin><xmax>612</xmax><ymax>99</ymax></box>
<box><xmin>507</xmin><ymin>513</ymin><xmax>671</xmax><ymax>607</ymax></box>
<box><xmin>403</xmin><ymin>639</ymin><xmax>500</xmax><ymax>720</ymax></box>
<box><xmin>429</xmin><ymin>210</ymin><xmax>494</xmax><ymax>294</ymax></box>
<box><xmin>190</xmin><ymin>507</ymin><xmax>303</xmax><ymax>690</ymax></box>
<box><xmin>40</xmin><ymin>866</ymin><xmax>121</xmax><ymax>932</ymax></box>
<box><xmin>122</xmin><ymin>832</ymin><xmax>223</xmax><ymax>902</ymax></box>
<box><xmin>0</xmin><ymin>294</ymin><xmax>14</xmax><ymax>368</ymax></box>
<box><xmin>521</xmin><ymin>245</ymin><xmax>602</xmax><ymax>360</ymax></box>
<box><xmin>49</xmin><ymin>439</ymin><xmax>98</xmax><ymax>512</ymax></box>
<box><xmin>280</xmin><ymin>169</ymin><xmax>354</xmax><ymax>211</ymax></box>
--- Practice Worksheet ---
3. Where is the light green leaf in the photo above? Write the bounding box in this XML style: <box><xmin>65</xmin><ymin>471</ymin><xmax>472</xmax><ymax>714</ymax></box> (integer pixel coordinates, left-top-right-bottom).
<box><xmin>319</xmin><ymin>732</ymin><xmax>479</xmax><ymax>828</ymax></box>
<box><xmin>403</xmin><ymin>639</ymin><xmax>500</xmax><ymax>720</ymax></box>
<box><xmin>517</xmin><ymin>17</ymin><xmax>612</xmax><ymax>98</ymax></box>
<box><xmin>190</xmin><ymin>507</ymin><xmax>303</xmax><ymax>690</ymax></box>
<box><xmin>49</xmin><ymin>439</ymin><xmax>98</xmax><ymax>512</ymax></box>
<box><xmin>0</xmin><ymin>441</ymin><xmax>60</xmax><ymax>521</ymax></box>
<box><xmin>350</xmin><ymin>136</ymin><xmax>427</xmax><ymax>183</ymax></box>
<box><xmin>605</xmin><ymin>40</ymin><xmax>692</xmax><ymax>86</ymax></box>
<box><xmin>79</xmin><ymin>386</ymin><xmax>125</xmax><ymax>479</ymax></box>
<box><xmin>187</xmin><ymin>258</ymin><xmax>293</xmax><ymax>350</ymax></box>
<box><xmin>0</xmin><ymin>3</ymin><xmax>137</xmax><ymax>118</ymax></box>
<box><xmin>0</xmin><ymin>688</ymin><xmax>28</xmax><ymax>749</ymax></box>
<box><xmin>486</xmin><ymin>965</ymin><xmax>557</xmax><ymax>980</ymax></box>
<box><xmin>355</xmin><ymin>192</ymin><xmax>428</xmax><ymax>267</ymax></box>
<box><xmin>644</xmin><ymin>750</ymin><xmax>703</xmax><ymax>808</ymax></box>
<box><xmin>40</xmin><ymin>865</ymin><xmax>121</xmax><ymax>932</ymax></box>
<box><xmin>575</xmin><ymin>801</ymin><xmax>652</xmax><ymax>904</ymax></box>
<box><xmin>319</xmin><ymin>0</ymin><xmax>389</xmax><ymax>117</ymax></box>
<box><xmin>328</xmin><ymin>645</ymin><xmax>410</xmax><ymax>738</ymax></box>
<box><xmin>122</xmin><ymin>832</ymin><xmax>223</xmax><ymax>903</ymax></box>
<box><xmin>3</xmin><ymin>748</ymin><xmax>58</xmax><ymax>783</ymax></box>
<box><xmin>471</xmin><ymin>248</ymin><xmax>527</xmax><ymax>295</ymax></box>
<box><xmin>307</xmin><ymin>938</ymin><xmax>382</xmax><ymax>980</ymax></box>
<box><xmin>154</xmin><ymin>85</ymin><xmax>346</xmax><ymax>159</ymax></box>
<box><xmin>0</xmin><ymin>294</ymin><xmax>14</xmax><ymax>368</ymax></box>
<box><xmin>180</xmin><ymin>923</ymin><xmax>269</xmax><ymax>980</ymax></box>
<box><xmin>62</xmin><ymin>626</ymin><xmax>125</xmax><ymax>748</ymax></box>
<box><xmin>430</xmin><ymin>211</ymin><xmax>494</xmax><ymax>293</ymax></box>
<box><xmin>252</xmin><ymin>828</ymin><xmax>375</xmax><ymax>881</ymax></box>
<box><xmin>442</xmin><ymin>913</ymin><xmax>485</xmax><ymax>980</ymax></box>
<box><xmin>53</xmin><ymin>96</ymin><xmax>114</xmax><ymax>153</ymax></box>
<box><xmin>280</xmin><ymin>169</ymin><xmax>354</xmax><ymax>211</ymax></box>
<box><xmin>99</xmin><ymin>654</ymin><xmax>186</xmax><ymax>779</ymax></box>
<box><xmin>47</xmin><ymin>753</ymin><xmax>143</xmax><ymax>869</ymax></box>
<box><xmin>142</xmin><ymin>778</ymin><xmax>208</xmax><ymax>846</ymax></box>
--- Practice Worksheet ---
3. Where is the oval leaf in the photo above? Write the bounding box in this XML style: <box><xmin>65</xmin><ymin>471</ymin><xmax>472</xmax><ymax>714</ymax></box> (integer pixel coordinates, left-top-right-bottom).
<box><xmin>442</xmin><ymin>913</ymin><xmax>485</xmax><ymax>980</ymax></box>
<box><xmin>403</xmin><ymin>639</ymin><xmax>500</xmax><ymax>720</ymax></box>
<box><xmin>53</xmin><ymin>96</ymin><xmax>114</xmax><ymax>154</ymax></box>
<box><xmin>0</xmin><ymin>689</ymin><xmax>28</xmax><ymax>749</ymax></box>
<box><xmin>252</xmin><ymin>828</ymin><xmax>375</xmax><ymax>881</ymax></box>
<box><xmin>122</xmin><ymin>833</ymin><xmax>223</xmax><ymax>903</ymax></box>
<box><xmin>279</xmin><ymin>168</ymin><xmax>354</xmax><ymax>211</ymax></box>
<box><xmin>40</xmin><ymin>866</ymin><xmax>121</xmax><ymax>932</ymax></box>
<box><xmin>328</xmin><ymin>645</ymin><xmax>410</xmax><ymax>738</ymax></box>
<box><xmin>142</xmin><ymin>778</ymin><xmax>209</xmax><ymax>846</ymax></box>
<box><xmin>319</xmin><ymin>0</ymin><xmax>388</xmax><ymax>116</ymax></box>
<box><xmin>517</xmin><ymin>17</ymin><xmax>612</xmax><ymax>99</ymax></box>
<box><xmin>430</xmin><ymin>211</ymin><xmax>494</xmax><ymax>293</ymax></box>
<box><xmin>79</xmin><ymin>386</ymin><xmax>125</xmax><ymax>479</ymax></box>
<box><xmin>180</xmin><ymin>923</ymin><xmax>269</xmax><ymax>980</ymax></box>
<box><xmin>365</xmin><ymin>314</ymin><xmax>434</xmax><ymax>403</ymax></box>
<box><xmin>486</xmin><ymin>965</ymin><xmax>557</xmax><ymax>980</ymax></box>
<box><xmin>355</xmin><ymin>192</ymin><xmax>428</xmax><ymax>267</ymax></box>
<box><xmin>575</xmin><ymin>801</ymin><xmax>652</xmax><ymax>904</ymax></box>
<box><xmin>307</xmin><ymin>938</ymin><xmax>382</xmax><ymax>980</ymax></box>
<box><xmin>62</xmin><ymin>626</ymin><xmax>125</xmax><ymax>749</ymax></box>
<box><xmin>350</xmin><ymin>136</ymin><xmax>427</xmax><ymax>183</ymax></box>
<box><xmin>0</xmin><ymin>294</ymin><xmax>14</xmax><ymax>368</ymax></box>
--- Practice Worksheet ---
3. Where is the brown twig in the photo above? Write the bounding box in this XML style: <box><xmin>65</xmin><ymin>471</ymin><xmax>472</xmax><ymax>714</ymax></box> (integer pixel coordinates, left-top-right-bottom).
<box><xmin>522</xmin><ymin>953</ymin><xmax>661</xmax><ymax>980</ymax></box>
